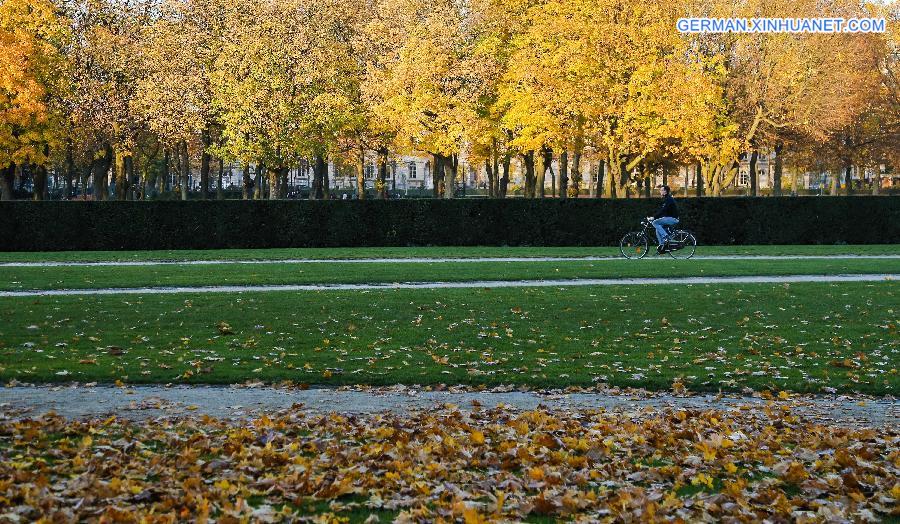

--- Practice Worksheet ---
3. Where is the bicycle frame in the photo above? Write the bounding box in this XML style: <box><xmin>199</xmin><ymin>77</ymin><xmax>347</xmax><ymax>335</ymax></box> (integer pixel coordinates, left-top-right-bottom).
<box><xmin>640</xmin><ymin>218</ymin><xmax>676</xmax><ymax>240</ymax></box>
<box><xmin>621</xmin><ymin>218</ymin><xmax>696</xmax><ymax>260</ymax></box>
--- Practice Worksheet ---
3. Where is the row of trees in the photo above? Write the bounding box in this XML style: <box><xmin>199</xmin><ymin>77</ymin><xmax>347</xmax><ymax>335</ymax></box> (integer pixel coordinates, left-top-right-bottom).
<box><xmin>1</xmin><ymin>0</ymin><xmax>898</xmax><ymax>201</ymax></box>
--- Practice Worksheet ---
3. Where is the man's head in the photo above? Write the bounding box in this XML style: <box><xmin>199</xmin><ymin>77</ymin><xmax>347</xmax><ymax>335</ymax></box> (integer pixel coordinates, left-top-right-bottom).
<box><xmin>659</xmin><ymin>185</ymin><xmax>670</xmax><ymax>197</ymax></box>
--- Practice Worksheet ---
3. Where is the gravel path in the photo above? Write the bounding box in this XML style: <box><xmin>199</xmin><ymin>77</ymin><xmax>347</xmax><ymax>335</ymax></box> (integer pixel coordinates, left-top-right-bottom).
<box><xmin>1</xmin><ymin>273</ymin><xmax>896</xmax><ymax>297</ymax></box>
<box><xmin>3</xmin><ymin>254</ymin><xmax>900</xmax><ymax>267</ymax></box>
<box><xmin>0</xmin><ymin>385</ymin><xmax>895</xmax><ymax>428</ymax></box>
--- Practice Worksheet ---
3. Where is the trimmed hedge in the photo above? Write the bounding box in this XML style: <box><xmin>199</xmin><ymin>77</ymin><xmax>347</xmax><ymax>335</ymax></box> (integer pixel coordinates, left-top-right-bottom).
<box><xmin>1</xmin><ymin>196</ymin><xmax>898</xmax><ymax>251</ymax></box>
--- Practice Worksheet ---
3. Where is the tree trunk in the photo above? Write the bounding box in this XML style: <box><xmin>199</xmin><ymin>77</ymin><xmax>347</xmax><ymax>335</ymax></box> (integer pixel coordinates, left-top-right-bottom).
<box><xmin>443</xmin><ymin>154</ymin><xmax>455</xmax><ymax>199</ymax></box>
<box><xmin>491</xmin><ymin>140</ymin><xmax>500</xmax><ymax>197</ymax></box>
<box><xmin>620</xmin><ymin>161</ymin><xmax>630</xmax><ymax>198</ymax></box>
<box><xmin>537</xmin><ymin>147</ymin><xmax>551</xmax><ymax>199</ymax></box>
<box><xmin>356</xmin><ymin>150</ymin><xmax>366</xmax><ymax>199</ymax></box>
<box><xmin>559</xmin><ymin>151</ymin><xmax>568</xmax><ymax>200</ymax></box>
<box><xmin>499</xmin><ymin>156</ymin><xmax>510</xmax><ymax>198</ymax></box>
<box><xmin>485</xmin><ymin>159</ymin><xmax>494</xmax><ymax>198</ymax></box>
<box><xmin>125</xmin><ymin>154</ymin><xmax>135</xmax><ymax>200</ymax></box>
<box><xmin>92</xmin><ymin>146</ymin><xmax>112</xmax><ymax>201</ymax></box>
<box><xmin>242</xmin><ymin>163</ymin><xmax>252</xmax><ymax>199</ymax></box>
<box><xmin>217</xmin><ymin>159</ymin><xmax>224</xmax><ymax>200</ymax></box>
<box><xmin>64</xmin><ymin>143</ymin><xmax>75</xmax><ymax>200</ymax></box>
<box><xmin>114</xmin><ymin>149</ymin><xmax>127</xmax><ymax>201</ymax></box>
<box><xmin>309</xmin><ymin>155</ymin><xmax>322</xmax><ymax>200</ymax></box>
<box><xmin>377</xmin><ymin>148</ymin><xmax>389</xmax><ymax>199</ymax></box>
<box><xmin>706</xmin><ymin>160</ymin><xmax>739</xmax><ymax>197</ymax></box>
<box><xmin>748</xmin><ymin>150</ymin><xmax>758</xmax><ymax>197</ymax></box>
<box><xmin>270</xmin><ymin>165</ymin><xmax>287</xmax><ymax>199</ymax></box>
<box><xmin>269</xmin><ymin>167</ymin><xmax>278</xmax><ymax>200</ymax></box>
<box><xmin>522</xmin><ymin>151</ymin><xmax>536</xmax><ymax>198</ymax></box>
<box><xmin>180</xmin><ymin>141</ymin><xmax>189</xmax><ymax>201</ymax></box>
<box><xmin>695</xmin><ymin>163</ymin><xmax>703</xmax><ymax>197</ymax></box>
<box><xmin>80</xmin><ymin>163</ymin><xmax>91</xmax><ymax>198</ymax></box>
<box><xmin>255</xmin><ymin>163</ymin><xmax>264</xmax><ymax>199</ymax></box>
<box><xmin>791</xmin><ymin>167</ymin><xmax>798</xmax><ymax>195</ymax></box>
<box><xmin>844</xmin><ymin>164</ymin><xmax>853</xmax><ymax>196</ymax></box>
<box><xmin>161</xmin><ymin>148</ymin><xmax>170</xmax><ymax>194</ymax></box>
<box><xmin>606</xmin><ymin>161</ymin><xmax>618</xmax><ymax>198</ymax></box>
<box><xmin>310</xmin><ymin>158</ymin><xmax>321</xmax><ymax>199</ymax></box>
<box><xmin>173</xmin><ymin>145</ymin><xmax>181</xmax><ymax>195</ymax></box>
<box><xmin>0</xmin><ymin>163</ymin><xmax>15</xmax><ymax>200</ymax></box>
<box><xmin>570</xmin><ymin>150</ymin><xmax>581</xmax><ymax>198</ymax></box>
<box><xmin>873</xmin><ymin>168</ymin><xmax>881</xmax><ymax>195</ymax></box>
<box><xmin>199</xmin><ymin>129</ymin><xmax>211</xmax><ymax>199</ymax></box>
<box><xmin>322</xmin><ymin>159</ymin><xmax>330</xmax><ymax>199</ymax></box>
<box><xmin>773</xmin><ymin>143</ymin><xmax>783</xmax><ymax>196</ymax></box>
<box><xmin>432</xmin><ymin>154</ymin><xmax>444</xmax><ymax>198</ymax></box>
<box><xmin>550</xmin><ymin>167</ymin><xmax>556</xmax><ymax>197</ymax></box>
<box><xmin>549</xmin><ymin>157</ymin><xmax>556</xmax><ymax>197</ymax></box>
<box><xmin>32</xmin><ymin>164</ymin><xmax>48</xmax><ymax>201</ymax></box>
<box><xmin>312</xmin><ymin>154</ymin><xmax>327</xmax><ymax>199</ymax></box>
<box><xmin>594</xmin><ymin>161</ymin><xmax>604</xmax><ymax>198</ymax></box>
<box><xmin>269</xmin><ymin>165</ymin><xmax>279</xmax><ymax>200</ymax></box>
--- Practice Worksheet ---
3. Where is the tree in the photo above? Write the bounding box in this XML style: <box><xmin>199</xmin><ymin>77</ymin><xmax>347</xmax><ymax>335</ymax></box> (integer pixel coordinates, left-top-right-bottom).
<box><xmin>213</xmin><ymin>0</ymin><xmax>365</xmax><ymax>200</ymax></box>
<box><xmin>135</xmin><ymin>0</ymin><xmax>230</xmax><ymax>200</ymax></box>
<box><xmin>67</xmin><ymin>0</ymin><xmax>150</xmax><ymax>201</ymax></box>
<box><xmin>363</xmin><ymin>0</ymin><xmax>473</xmax><ymax>199</ymax></box>
<box><xmin>0</xmin><ymin>0</ymin><xmax>69</xmax><ymax>200</ymax></box>
<box><xmin>688</xmin><ymin>0</ymin><xmax>883</xmax><ymax>195</ymax></box>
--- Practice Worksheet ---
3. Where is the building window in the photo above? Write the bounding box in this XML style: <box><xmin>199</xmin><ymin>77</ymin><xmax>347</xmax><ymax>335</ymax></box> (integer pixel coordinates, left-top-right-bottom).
<box><xmin>739</xmin><ymin>170</ymin><xmax>749</xmax><ymax>186</ymax></box>
<box><xmin>408</xmin><ymin>162</ymin><xmax>417</xmax><ymax>179</ymax></box>
<box><xmin>365</xmin><ymin>163</ymin><xmax>375</xmax><ymax>179</ymax></box>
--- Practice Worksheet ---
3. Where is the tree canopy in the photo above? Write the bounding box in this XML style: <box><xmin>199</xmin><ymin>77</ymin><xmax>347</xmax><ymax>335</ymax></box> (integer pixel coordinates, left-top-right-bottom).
<box><xmin>0</xmin><ymin>0</ymin><xmax>896</xmax><ymax>200</ymax></box>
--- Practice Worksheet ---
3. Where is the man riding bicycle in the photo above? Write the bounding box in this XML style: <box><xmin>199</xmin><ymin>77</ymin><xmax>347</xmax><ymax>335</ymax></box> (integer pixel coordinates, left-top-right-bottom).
<box><xmin>648</xmin><ymin>185</ymin><xmax>678</xmax><ymax>255</ymax></box>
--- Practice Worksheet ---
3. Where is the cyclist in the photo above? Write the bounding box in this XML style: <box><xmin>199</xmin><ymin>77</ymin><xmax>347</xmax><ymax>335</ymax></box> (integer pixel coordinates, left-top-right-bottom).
<box><xmin>647</xmin><ymin>185</ymin><xmax>679</xmax><ymax>255</ymax></box>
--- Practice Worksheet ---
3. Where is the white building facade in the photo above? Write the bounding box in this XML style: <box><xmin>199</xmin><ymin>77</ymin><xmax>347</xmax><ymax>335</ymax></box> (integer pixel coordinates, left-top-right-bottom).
<box><xmin>201</xmin><ymin>151</ymin><xmax>897</xmax><ymax>196</ymax></box>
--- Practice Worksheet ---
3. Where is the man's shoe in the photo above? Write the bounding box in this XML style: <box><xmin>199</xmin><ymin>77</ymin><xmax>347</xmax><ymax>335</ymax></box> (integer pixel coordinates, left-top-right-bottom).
<box><xmin>656</xmin><ymin>245</ymin><xmax>665</xmax><ymax>255</ymax></box>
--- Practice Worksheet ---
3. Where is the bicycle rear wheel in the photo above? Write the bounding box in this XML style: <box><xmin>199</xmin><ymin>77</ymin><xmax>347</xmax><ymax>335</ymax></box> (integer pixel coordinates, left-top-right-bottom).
<box><xmin>620</xmin><ymin>232</ymin><xmax>649</xmax><ymax>259</ymax></box>
<box><xmin>667</xmin><ymin>230</ymin><xmax>697</xmax><ymax>259</ymax></box>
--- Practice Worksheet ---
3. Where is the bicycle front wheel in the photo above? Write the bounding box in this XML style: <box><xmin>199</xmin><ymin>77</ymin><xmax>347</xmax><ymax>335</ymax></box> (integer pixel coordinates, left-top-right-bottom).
<box><xmin>668</xmin><ymin>230</ymin><xmax>697</xmax><ymax>259</ymax></box>
<box><xmin>620</xmin><ymin>232</ymin><xmax>649</xmax><ymax>259</ymax></box>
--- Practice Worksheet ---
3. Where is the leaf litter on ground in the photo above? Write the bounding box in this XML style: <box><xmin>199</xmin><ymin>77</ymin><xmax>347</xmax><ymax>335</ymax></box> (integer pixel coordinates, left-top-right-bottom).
<box><xmin>0</xmin><ymin>402</ymin><xmax>896</xmax><ymax>523</ymax></box>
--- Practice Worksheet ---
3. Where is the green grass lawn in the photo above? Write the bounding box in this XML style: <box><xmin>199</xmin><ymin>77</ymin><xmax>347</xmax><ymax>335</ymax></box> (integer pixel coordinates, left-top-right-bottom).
<box><xmin>1</xmin><ymin>282</ymin><xmax>897</xmax><ymax>394</ymax></box>
<box><xmin>1</xmin><ymin>244</ymin><xmax>898</xmax><ymax>263</ymax></box>
<box><xmin>3</xmin><ymin>258</ymin><xmax>900</xmax><ymax>291</ymax></box>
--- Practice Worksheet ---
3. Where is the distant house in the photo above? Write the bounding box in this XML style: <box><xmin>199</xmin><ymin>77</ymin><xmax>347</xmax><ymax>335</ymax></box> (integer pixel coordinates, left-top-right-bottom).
<box><xmin>212</xmin><ymin>150</ymin><xmax>895</xmax><ymax>196</ymax></box>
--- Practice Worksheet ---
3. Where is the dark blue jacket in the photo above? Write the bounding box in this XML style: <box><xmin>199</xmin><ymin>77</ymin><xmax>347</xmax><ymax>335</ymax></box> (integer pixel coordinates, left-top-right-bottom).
<box><xmin>654</xmin><ymin>195</ymin><xmax>679</xmax><ymax>219</ymax></box>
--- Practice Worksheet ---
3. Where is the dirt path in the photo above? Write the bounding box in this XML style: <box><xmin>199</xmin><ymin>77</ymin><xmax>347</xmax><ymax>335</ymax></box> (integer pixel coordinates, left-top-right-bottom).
<box><xmin>1</xmin><ymin>273</ymin><xmax>896</xmax><ymax>297</ymax></box>
<box><xmin>1</xmin><ymin>385</ymin><xmax>895</xmax><ymax>428</ymax></box>
<box><xmin>3</xmin><ymin>254</ymin><xmax>899</xmax><ymax>267</ymax></box>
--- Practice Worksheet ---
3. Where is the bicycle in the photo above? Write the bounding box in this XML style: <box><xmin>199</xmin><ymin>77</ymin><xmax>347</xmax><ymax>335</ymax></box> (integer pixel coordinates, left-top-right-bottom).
<box><xmin>619</xmin><ymin>218</ymin><xmax>697</xmax><ymax>259</ymax></box>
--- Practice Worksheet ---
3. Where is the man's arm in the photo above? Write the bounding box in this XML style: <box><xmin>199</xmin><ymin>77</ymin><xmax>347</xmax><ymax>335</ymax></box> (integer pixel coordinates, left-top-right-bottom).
<box><xmin>653</xmin><ymin>197</ymin><xmax>675</xmax><ymax>219</ymax></box>
<box><xmin>652</xmin><ymin>200</ymin><xmax>667</xmax><ymax>219</ymax></box>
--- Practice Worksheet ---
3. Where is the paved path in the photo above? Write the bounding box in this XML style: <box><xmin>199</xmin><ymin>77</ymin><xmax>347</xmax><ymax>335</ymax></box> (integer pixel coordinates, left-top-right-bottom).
<box><xmin>1</xmin><ymin>273</ymin><xmax>896</xmax><ymax>297</ymax></box>
<box><xmin>2</xmin><ymin>254</ymin><xmax>899</xmax><ymax>267</ymax></box>
<box><xmin>0</xmin><ymin>386</ymin><xmax>894</xmax><ymax>428</ymax></box>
